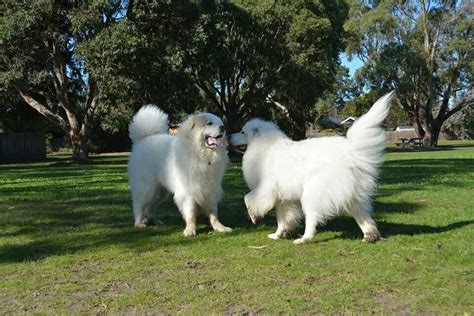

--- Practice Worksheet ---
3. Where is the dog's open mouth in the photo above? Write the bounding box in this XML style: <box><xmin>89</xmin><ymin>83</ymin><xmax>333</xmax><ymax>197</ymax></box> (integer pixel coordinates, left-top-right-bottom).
<box><xmin>205</xmin><ymin>134</ymin><xmax>224</xmax><ymax>148</ymax></box>
<box><xmin>233</xmin><ymin>144</ymin><xmax>247</xmax><ymax>154</ymax></box>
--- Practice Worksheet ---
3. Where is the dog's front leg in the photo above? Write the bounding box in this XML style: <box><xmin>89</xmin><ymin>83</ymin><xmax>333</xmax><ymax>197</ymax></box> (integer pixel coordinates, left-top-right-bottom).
<box><xmin>245</xmin><ymin>185</ymin><xmax>276</xmax><ymax>224</ymax></box>
<box><xmin>268</xmin><ymin>203</ymin><xmax>286</xmax><ymax>240</ymax></box>
<box><xmin>268</xmin><ymin>202</ymin><xmax>302</xmax><ymax>240</ymax></box>
<box><xmin>293</xmin><ymin>211</ymin><xmax>317</xmax><ymax>244</ymax></box>
<box><xmin>175</xmin><ymin>195</ymin><xmax>197</xmax><ymax>237</ymax></box>
<box><xmin>207</xmin><ymin>202</ymin><xmax>232</xmax><ymax>233</ymax></box>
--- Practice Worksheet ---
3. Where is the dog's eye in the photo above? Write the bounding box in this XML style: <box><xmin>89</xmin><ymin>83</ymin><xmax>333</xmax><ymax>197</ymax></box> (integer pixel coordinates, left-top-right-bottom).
<box><xmin>241</xmin><ymin>131</ymin><xmax>244</xmax><ymax>134</ymax></box>
<box><xmin>207</xmin><ymin>122</ymin><xmax>213</xmax><ymax>126</ymax></box>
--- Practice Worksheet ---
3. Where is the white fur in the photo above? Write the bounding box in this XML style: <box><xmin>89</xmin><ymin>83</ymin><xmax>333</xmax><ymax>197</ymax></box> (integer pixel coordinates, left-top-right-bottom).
<box><xmin>128</xmin><ymin>105</ymin><xmax>232</xmax><ymax>236</ymax></box>
<box><xmin>230</xmin><ymin>92</ymin><xmax>395</xmax><ymax>244</ymax></box>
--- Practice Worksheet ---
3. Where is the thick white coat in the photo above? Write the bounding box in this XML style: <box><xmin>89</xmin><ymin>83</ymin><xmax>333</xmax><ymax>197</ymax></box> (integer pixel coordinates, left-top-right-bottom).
<box><xmin>128</xmin><ymin>105</ymin><xmax>231</xmax><ymax>236</ymax></box>
<box><xmin>230</xmin><ymin>92</ymin><xmax>395</xmax><ymax>243</ymax></box>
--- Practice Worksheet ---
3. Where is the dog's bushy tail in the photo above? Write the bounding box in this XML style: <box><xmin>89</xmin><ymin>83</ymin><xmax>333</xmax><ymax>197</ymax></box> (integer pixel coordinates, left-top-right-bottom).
<box><xmin>346</xmin><ymin>91</ymin><xmax>395</xmax><ymax>170</ymax></box>
<box><xmin>129</xmin><ymin>105</ymin><xmax>169</xmax><ymax>143</ymax></box>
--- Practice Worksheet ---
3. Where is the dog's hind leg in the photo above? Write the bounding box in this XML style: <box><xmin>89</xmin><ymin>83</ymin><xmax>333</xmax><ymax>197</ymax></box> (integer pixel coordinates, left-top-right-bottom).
<box><xmin>144</xmin><ymin>186</ymin><xmax>168</xmax><ymax>225</ymax></box>
<box><xmin>347</xmin><ymin>199</ymin><xmax>381</xmax><ymax>243</ymax></box>
<box><xmin>132</xmin><ymin>187</ymin><xmax>159</xmax><ymax>228</ymax></box>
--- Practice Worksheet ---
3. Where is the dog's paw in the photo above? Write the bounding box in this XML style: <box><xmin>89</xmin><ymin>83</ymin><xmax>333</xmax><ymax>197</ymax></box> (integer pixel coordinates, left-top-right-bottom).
<box><xmin>267</xmin><ymin>233</ymin><xmax>281</xmax><ymax>240</ymax></box>
<box><xmin>282</xmin><ymin>230</ymin><xmax>298</xmax><ymax>239</ymax></box>
<box><xmin>146</xmin><ymin>218</ymin><xmax>164</xmax><ymax>226</ymax></box>
<box><xmin>293</xmin><ymin>237</ymin><xmax>312</xmax><ymax>245</ymax></box>
<box><xmin>214</xmin><ymin>225</ymin><xmax>232</xmax><ymax>233</ymax></box>
<box><xmin>363</xmin><ymin>230</ymin><xmax>382</xmax><ymax>243</ymax></box>
<box><xmin>249</xmin><ymin>213</ymin><xmax>258</xmax><ymax>224</ymax></box>
<box><xmin>244</xmin><ymin>193</ymin><xmax>252</xmax><ymax>209</ymax></box>
<box><xmin>135</xmin><ymin>222</ymin><xmax>147</xmax><ymax>228</ymax></box>
<box><xmin>183</xmin><ymin>228</ymin><xmax>197</xmax><ymax>237</ymax></box>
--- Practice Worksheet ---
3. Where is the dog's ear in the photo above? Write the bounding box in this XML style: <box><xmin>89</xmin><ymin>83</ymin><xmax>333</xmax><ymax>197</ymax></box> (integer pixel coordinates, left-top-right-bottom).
<box><xmin>179</xmin><ymin>115</ymin><xmax>196</xmax><ymax>139</ymax></box>
<box><xmin>252</xmin><ymin>127</ymin><xmax>260</xmax><ymax>137</ymax></box>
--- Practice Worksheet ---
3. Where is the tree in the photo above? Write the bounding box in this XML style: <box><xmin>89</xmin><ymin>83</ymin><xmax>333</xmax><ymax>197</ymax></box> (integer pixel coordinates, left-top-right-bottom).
<box><xmin>442</xmin><ymin>106</ymin><xmax>472</xmax><ymax>140</ymax></box>
<box><xmin>182</xmin><ymin>0</ymin><xmax>348</xmax><ymax>137</ymax></box>
<box><xmin>342</xmin><ymin>88</ymin><xmax>409</xmax><ymax>129</ymax></box>
<box><xmin>345</xmin><ymin>0</ymin><xmax>473</xmax><ymax>146</ymax></box>
<box><xmin>269</xmin><ymin>0</ymin><xmax>348</xmax><ymax>139</ymax></box>
<box><xmin>0</xmin><ymin>1</ymin><xmax>126</xmax><ymax>161</ymax></box>
<box><xmin>179</xmin><ymin>1</ymin><xmax>287</xmax><ymax>133</ymax></box>
<box><xmin>80</xmin><ymin>0</ymin><xmax>202</xmax><ymax>133</ymax></box>
<box><xmin>1</xmin><ymin>1</ymin><xmax>202</xmax><ymax>159</ymax></box>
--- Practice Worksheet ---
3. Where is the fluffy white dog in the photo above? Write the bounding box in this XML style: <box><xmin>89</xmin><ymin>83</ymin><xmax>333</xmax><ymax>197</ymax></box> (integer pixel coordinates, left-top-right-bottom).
<box><xmin>230</xmin><ymin>92</ymin><xmax>395</xmax><ymax>244</ymax></box>
<box><xmin>128</xmin><ymin>106</ymin><xmax>232</xmax><ymax>236</ymax></box>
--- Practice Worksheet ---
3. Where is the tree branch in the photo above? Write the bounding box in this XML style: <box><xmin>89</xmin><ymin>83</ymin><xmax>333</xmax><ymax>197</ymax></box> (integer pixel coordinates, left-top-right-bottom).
<box><xmin>15</xmin><ymin>85</ymin><xmax>67</xmax><ymax>129</ymax></box>
<box><xmin>444</xmin><ymin>95</ymin><xmax>473</xmax><ymax>121</ymax></box>
<box><xmin>266</xmin><ymin>96</ymin><xmax>291</xmax><ymax>119</ymax></box>
<box><xmin>194</xmin><ymin>75</ymin><xmax>224</xmax><ymax>112</ymax></box>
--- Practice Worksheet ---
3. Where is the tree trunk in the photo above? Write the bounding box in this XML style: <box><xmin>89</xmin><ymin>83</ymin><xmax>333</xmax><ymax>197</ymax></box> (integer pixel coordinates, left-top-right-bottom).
<box><xmin>69</xmin><ymin>129</ymin><xmax>89</xmax><ymax>163</ymax></box>
<box><xmin>291</xmin><ymin>114</ymin><xmax>306</xmax><ymax>140</ymax></box>
<box><xmin>225</xmin><ymin>100</ymin><xmax>241</xmax><ymax>134</ymax></box>
<box><xmin>423</xmin><ymin>121</ymin><xmax>441</xmax><ymax>148</ymax></box>
<box><xmin>411</xmin><ymin>108</ymin><xmax>425</xmax><ymax>139</ymax></box>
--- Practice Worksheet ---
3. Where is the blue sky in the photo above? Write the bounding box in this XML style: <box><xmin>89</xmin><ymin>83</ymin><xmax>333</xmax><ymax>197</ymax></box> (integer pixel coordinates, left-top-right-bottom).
<box><xmin>340</xmin><ymin>53</ymin><xmax>364</xmax><ymax>77</ymax></box>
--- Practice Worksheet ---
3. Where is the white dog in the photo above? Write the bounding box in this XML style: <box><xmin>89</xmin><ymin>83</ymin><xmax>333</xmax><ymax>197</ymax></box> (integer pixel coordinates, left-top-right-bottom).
<box><xmin>128</xmin><ymin>106</ymin><xmax>232</xmax><ymax>236</ymax></box>
<box><xmin>230</xmin><ymin>92</ymin><xmax>394</xmax><ymax>244</ymax></box>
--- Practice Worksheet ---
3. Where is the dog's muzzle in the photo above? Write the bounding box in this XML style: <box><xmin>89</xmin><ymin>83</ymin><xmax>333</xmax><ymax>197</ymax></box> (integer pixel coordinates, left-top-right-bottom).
<box><xmin>205</xmin><ymin>134</ymin><xmax>224</xmax><ymax>147</ymax></box>
<box><xmin>233</xmin><ymin>144</ymin><xmax>247</xmax><ymax>154</ymax></box>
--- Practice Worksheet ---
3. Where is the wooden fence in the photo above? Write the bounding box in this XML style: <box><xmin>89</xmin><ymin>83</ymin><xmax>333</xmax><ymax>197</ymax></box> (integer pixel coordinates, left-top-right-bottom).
<box><xmin>0</xmin><ymin>132</ymin><xmax>46</xmax><ymax>163</ymax></box>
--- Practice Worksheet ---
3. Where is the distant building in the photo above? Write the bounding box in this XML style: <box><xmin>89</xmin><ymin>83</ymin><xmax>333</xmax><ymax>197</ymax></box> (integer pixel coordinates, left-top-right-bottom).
<box><xmin>340</xmin><ymin>116</ymin><xmax>358</xmax><ymax>128</ymax></box>
<box><xmin>310</xmin><ymin>115</ymin><xmax>359</xmax><ymax>137</ymax></box>
<box><xmin>0</xmin><ymin>132</ymin><xmax>46</xmax><ymax>163</ymax></box>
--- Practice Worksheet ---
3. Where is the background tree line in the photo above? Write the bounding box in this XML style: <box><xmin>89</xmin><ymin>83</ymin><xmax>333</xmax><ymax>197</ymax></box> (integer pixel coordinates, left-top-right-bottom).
<box><xmin>1</xmin><ymin>0</ymin><xmax>472</xmax><ymax>161</ymax></box>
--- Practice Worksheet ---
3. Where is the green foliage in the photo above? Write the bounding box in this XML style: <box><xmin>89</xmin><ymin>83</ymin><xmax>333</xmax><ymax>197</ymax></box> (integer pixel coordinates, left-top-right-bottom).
<box><xmin>0</xmin><ymin>1</ymin><xmax>131</xmax><ymax>159</ymax></box>
<box><xmin>1</xmin><ymin>142</ymin><xmax>473</xmax><ymax>313</ymax></box>
<box><xmin>76</xmin><ymin>2</ymin><xmax>201</xmax><ymax>132</ymax></box>
<box><xmin>270</xmin><ymin>0</ymin><xmax>349</xmax><ymax>138</ymax></box>
<box><xmin>342</xmin><ymin>89</ymin><xmax>410</xmax><ymax>129</ymax></box>
<box><xmin>442</xmin><ymin>107</ymin><xmax>473</xmax><ymax>140</ymax></box>
<box><xmin>345</xmin><ymin>0</ymin><xmax>474</xmax><ymax>146</ymax></box>
<box><xmin>171</xmin><ymin>0</ymin><xmax>349</xmax><ymax>135</ymax></box>
<box><xmin>1</xmin><ymin>0</ymin><xmax>350</xmax><ymax>142</ymax></box>
<box><xmin>342</xmin><ymin>92</ymin><xmax>376</xmax><ymax>118</ymax></box>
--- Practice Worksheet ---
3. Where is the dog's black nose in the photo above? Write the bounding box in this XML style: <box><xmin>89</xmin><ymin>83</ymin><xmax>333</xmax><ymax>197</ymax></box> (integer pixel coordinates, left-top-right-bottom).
<box><xmin>219</xmin><ymin>125</ymin><xmax>225</xmax><ymax>133</ymax></box>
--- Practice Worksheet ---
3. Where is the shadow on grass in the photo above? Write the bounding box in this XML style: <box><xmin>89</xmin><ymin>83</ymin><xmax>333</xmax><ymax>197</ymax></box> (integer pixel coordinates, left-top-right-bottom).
<box><xmin>0</xmin><ymin>154</ymin><xmax>128</xmax><ymax>171</ymax></box>
<box><xmin>2</xmin><ymin>211</ymin><xmax>472</xmax><ymax>263</ymax></box>
<box><xmin>0</xmin><ymin>227</ymin><xmax>182</xmax><ymax>264</ymax></box>
<box><xmin>380</xmin><ymin>158</ymin><xmax>474</xmax><ymax>194</ymax></box>
<box><xmin>1</xmin><ymin>152</ymin><xmax>473</xmax><ymax>263</ymax></box>
<box><xmin>320</xmin><ymin>217</ymin><xmax>474</xmax><ymax>241</ymax></box>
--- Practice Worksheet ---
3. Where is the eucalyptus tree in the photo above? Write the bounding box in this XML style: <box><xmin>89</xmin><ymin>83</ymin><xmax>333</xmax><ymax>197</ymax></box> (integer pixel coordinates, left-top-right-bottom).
<box><xmin>0</xmin><ymin>1</ymin><xmax>127</xmax><ymax>161</ymax></box>
<box><xmin>345</xmin><ymin>0</ymin><xmax>473</xmax><ymax>146</ymax></box>
<box><xmin>1</xmin><ymin>1</ymin><xmax>202</xmax><ymax>160</ymax></box>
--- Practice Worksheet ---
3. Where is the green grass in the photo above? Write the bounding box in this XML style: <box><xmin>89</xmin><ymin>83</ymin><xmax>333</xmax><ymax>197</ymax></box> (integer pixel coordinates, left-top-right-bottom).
<box><xmin>1</xmin><ymin>142</ymin><xmax>473</xmax><ymax>314</ymax></box>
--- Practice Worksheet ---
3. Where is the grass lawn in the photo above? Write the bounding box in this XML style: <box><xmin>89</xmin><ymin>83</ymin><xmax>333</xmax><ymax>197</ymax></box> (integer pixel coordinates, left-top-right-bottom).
<box><xmin>1</xmin><ymin>141</ymin><xmax>473</xmax><ymax>314</ymax></box>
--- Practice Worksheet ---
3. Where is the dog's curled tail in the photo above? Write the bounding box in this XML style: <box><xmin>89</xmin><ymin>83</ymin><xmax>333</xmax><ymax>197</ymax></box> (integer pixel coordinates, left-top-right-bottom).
<box><xmin>346</xmin><ymin>91</ymin><xmax>395</xmax><ymax>165</ymax></box>
<box><xmin>129</xmin><ymin>105</ymin><xmax>169</xmax><ymax>143</ymax></box>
